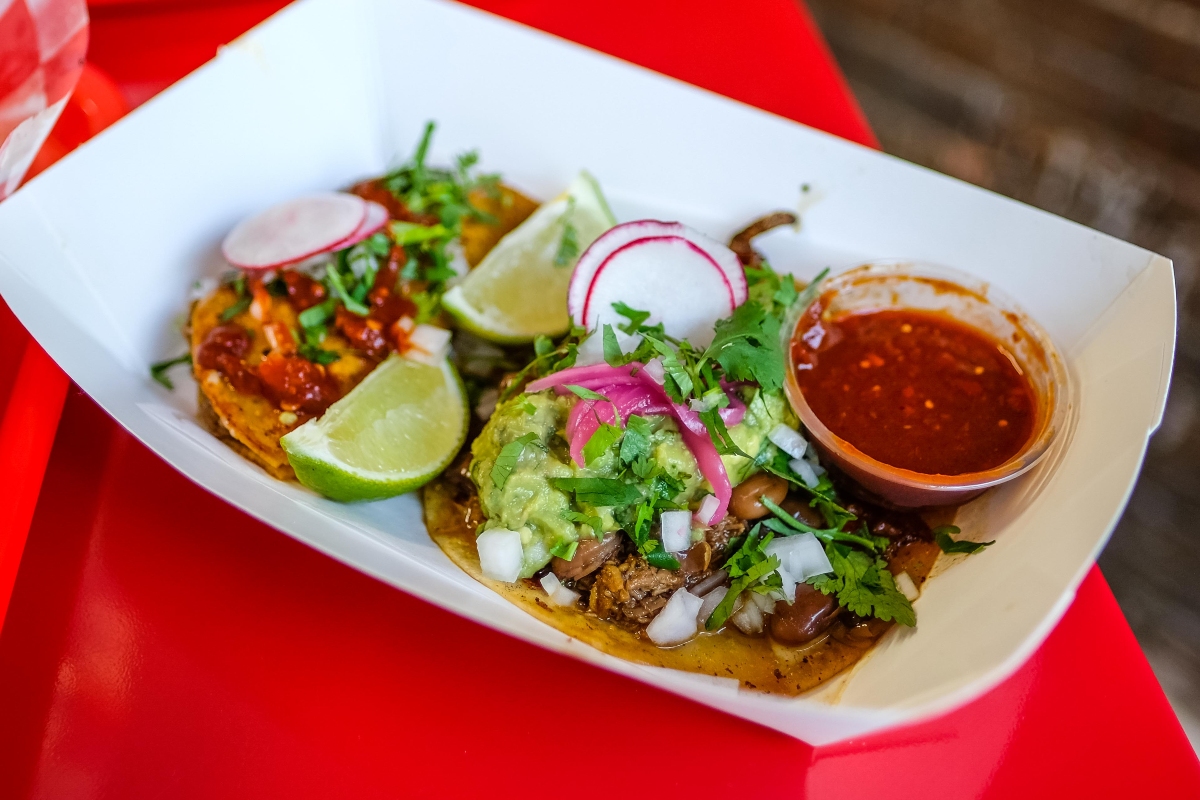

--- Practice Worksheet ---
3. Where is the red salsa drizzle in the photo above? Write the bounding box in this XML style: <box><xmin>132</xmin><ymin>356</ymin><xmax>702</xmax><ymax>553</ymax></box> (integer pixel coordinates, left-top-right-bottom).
<box><xmin>792</xmin><ymin>308</ymin><xmax>1036</xmax><ymax>476</ymax></box>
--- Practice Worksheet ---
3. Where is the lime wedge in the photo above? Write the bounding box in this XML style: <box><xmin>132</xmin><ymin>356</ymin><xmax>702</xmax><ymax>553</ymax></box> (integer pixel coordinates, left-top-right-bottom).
<box><xmin>281</xmin><ymin>354</ymin><xmax>468</xmax><ymax>501</ymax></box>
<box><xmin>442</xmin><ymin>170</ymin><xmax>616</xmax><ymax>343</ymax></box>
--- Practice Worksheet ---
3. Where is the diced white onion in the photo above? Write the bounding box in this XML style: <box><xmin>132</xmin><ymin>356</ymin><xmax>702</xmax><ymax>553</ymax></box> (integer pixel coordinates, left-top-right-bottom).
<box><xmin>575</xmin><ymin>327</ymin><xmax>641</xmax><ymax>366</ymax></box>
<box><xmin>642</xmin><ymin>357</ymin><xmax>666</xmax><ymax>385</ymax></box>
<box><xmin>659</xmin><ymin>510</ymin><xmax>692</xmax><ymax>553</ymax></box>
<box><xmin>188</xmin><ymin>277</ymin><xmax>219</xmax><ymax>301</ymax></box>
<box><xmin>646</xmin><ymin>589</ymin><xmax>703</xmax><ymax>646</ymax></box>
<box><xmin>765</xmin><ymin>532</ymin><xmax>833</xmax><ymax>582</ymax></box>
<box><xmin>445</xmin><ymin>240</ymin><xmax>470</xmax><ymax>282</ymax></box>
<box><xmin>694</xmin><ymin>494</ymin><xmax>720</xmax><ymax>524</ymax></box>
<box><xmin>476</xmin><ymin>528</ymin><xmax>524</xmax><ymax>583</ymax></box>
<box><xmin>896</xmin><ymin>571</ymin><xmax>920</xmax><ymax>602</ymax></box>
<box><xmin>729</xmin><ymin>592</ymin><xmax>765</xmax><ymax>635</ymax></box>
<box><xmin>789</xmin><ymin>457</ymin><xmax>820</xmax><ymax>488</ymax></box>
<box><xmin>404</xmin><ymin>324</ymin><xmax>452</xmax><ymax>365</ymax></box>
<box><xmin>539</xmin><ymin>572</ymin><xmax>581</xmax><ymax>607</ymax></box>
<box><xmin>395</xmin><ymin>315</ymin><xmax>416</xmax><ymax>334</ymax></box>
<box><xmin>768</xmin><ymin>424</ymin><xmax>809</xmax><ymax>459</ymax></box>
<box><xmin>776</xmin><ymin>565</ymin><xmax>798</xmax><ymax>602</ymax></box>
<box><xmin>476</xmin><ymin>387</ymin><xmax>499</xmax><ymax>421</ymax></box>
<box><xmin>697</xmin><ymin>586</ymin><xmax>728</xmax><ymax>627</ymax></box>
<box><xmin>689</xmin><ymin>397</ymin><xmax>712</xmax><ymax>413</ymax></box>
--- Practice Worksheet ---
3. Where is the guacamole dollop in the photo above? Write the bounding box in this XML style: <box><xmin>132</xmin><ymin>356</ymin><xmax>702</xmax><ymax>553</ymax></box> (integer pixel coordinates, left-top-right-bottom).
<box><xmin>470</xmin><ymin>388</ymin><xmax>794</xmax><ymax>578</ymax></box>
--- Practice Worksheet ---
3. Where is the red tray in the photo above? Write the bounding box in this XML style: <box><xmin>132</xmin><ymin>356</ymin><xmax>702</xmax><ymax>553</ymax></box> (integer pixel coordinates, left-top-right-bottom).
<box><xmin>1</xmin><ymin>2</ymin><xmax>1197</xmax><ymax>796</ymax></box>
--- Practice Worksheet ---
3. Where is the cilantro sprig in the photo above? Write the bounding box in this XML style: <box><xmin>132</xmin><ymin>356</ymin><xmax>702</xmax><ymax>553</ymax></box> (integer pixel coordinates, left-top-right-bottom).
<box><xmin>808</xmin><ymin>543</ymin><xmax>915</xmax><ymax>626</ymax></box>
<box><xmin>150</xmin><ymin>353</ymin><xmax>192</xmax><ymax>390</ymax></box>
<box><xmin>706</xmin><ymin>524</ymin><xmax>783</xmax><ymax>630</ymax></box>
<box><xmin>934</xmin><ymin>525</ymin><xmax>995</xmax><ymax>555</ymax></box>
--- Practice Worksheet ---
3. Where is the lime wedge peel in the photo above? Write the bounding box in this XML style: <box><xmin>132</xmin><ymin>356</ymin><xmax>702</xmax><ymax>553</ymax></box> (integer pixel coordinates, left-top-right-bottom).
<box><xmin>281</xmin><ymin>354</ymin><xmax>468</xmax><ymax>501</ymax></box>
<box><xmin>442</xmin><ymin>170</ymin><xmax>617</xmax><ymax>344</ymax></box>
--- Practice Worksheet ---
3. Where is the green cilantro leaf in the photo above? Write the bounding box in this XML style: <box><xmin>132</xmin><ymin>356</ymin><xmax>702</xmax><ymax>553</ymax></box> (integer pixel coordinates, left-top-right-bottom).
<box><xmin>698</xmin><ymin>407</ymin><xmax>749</xmax><ymax>458</ymax></box>
<box><xmin>550</xmin><ymin>477</ymin><xmax>643</xmax><ymax>507</ymax></box>
<box><xmin>645</xmin><ymin>548</ymin><xmax>681</xmax><ymax>570</ymax></box>
<box><xmin>706</xmin><ymin>524</ymin><xmax>782</xmax><ymax>630</ymax></box>
<box><xmin>219</xmin><ymin>295</ymin><xmax>251</xmax><ymax>322</ymax></box>
<box><xmin>934</xmin><ymin>525</ymin><xmax>995</xmax><ymax>555</ymax></box>
<box><xmin>561</xmin><ymin>510</ymin><xmax>604</xmax><ymax>536</ymax></box>
<box><xmin>612</xmin><ymin>301</ymin><xmax>652</xmax><ymax>333</ymax></box>
<box><xmin>704</xmin><ymin>301</ymin><xmax>784</xmax><ymax>392</ymax></box>
<box><xmin>619</xmin><ymin>414</ymin><xmax>653</xmax><ymax>465</ymax></box>
<box><xmin>324</xmin><ymin>263</ymin><xmax>369</xmax><ymax>316</ymax></box>
<box><xmin>549</xmin><ymin>539</ymin><xmax>580</xmax><ymax>561</ymax></box>
<box><xmin>491</xmin><ymin>432</ymin><xmax>542</xmax><ymax>489</ymax></box>
<box><xmin>150</xmin><ymin>353</ymin><xmax>192</xmax><ymax>390</ymax></box>
<box><xmin>563</xmin><ymin>384</ymin><xmax>608</xmax><ymax>402</ymax></box>
<box><xmin>583</xmin><ymin>423</ymin><xmax>623</xmax><ymax>466</ymax></box>
<box><xmin>807</xmin><ymin>542</ymin><xmax>915</xmax><ymax>626</ymax></box>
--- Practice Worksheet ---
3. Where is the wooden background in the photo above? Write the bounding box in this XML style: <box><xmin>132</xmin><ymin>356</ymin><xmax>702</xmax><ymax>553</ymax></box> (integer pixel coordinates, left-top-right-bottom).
<box><xmin>807</xmin><ymin>0</ymin><xmax>1200</xmax><ymax>749</ymax></box>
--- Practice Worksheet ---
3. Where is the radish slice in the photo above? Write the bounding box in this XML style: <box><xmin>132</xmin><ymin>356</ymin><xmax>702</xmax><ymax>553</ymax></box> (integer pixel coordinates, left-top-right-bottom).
<box><xmin>324</xmin><ymin>199</ymin><xmax>389</xmax><ymax>252</ymax></box>
<box><xmin>567</xmin><ymin>220</ymin><xmax>747</xmax><ymax>347</ymax></box>
<box><xmin>223</xmin><ymin>192</ymin><xmax>367</xmax><ymax>270</ymax></box>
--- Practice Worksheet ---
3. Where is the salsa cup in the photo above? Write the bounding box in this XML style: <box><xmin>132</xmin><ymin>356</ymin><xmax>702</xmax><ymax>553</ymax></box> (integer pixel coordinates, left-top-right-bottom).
<box><xmin>784</xmin><ymin>261</ymin><xmax>1071</xmax><ymax>508</ymax></box>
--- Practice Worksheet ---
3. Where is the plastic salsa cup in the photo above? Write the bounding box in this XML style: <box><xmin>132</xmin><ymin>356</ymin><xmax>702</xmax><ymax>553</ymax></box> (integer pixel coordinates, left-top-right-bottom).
<box><xmin>783</xmin><ymin>260</ymin><xmax>1071</xmax><ymax>508</ymax></box>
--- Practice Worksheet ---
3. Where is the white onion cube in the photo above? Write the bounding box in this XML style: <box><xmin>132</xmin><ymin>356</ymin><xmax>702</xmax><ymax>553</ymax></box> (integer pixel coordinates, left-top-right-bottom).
<box><xmin>765</xmin><ymin>532</ymin><xmax>833</xmax><ymax>582</ymax></box>
<box><xmin>694</xmin><ymin>494</ymin><xmax>720</xmax><ymax>524</ymax></box>
<box><xmin>768</xmin><ymin>423</ymin><xmax>808</xmax><ymax>459</ymax></box>
<box><xmin>404</xmin><ymin>324</ymin><xmax>452</xmax><ymax>365</ymax></box>
<box><xmin>646</xmin><ymin>589</ymin><xmax>703</xmax><ymax>646</ymax></box>
<box><xmin>642</xmin><ymin>357</ymin><xmax>666</xmax><ymax>385</ymax></box>
<box><xmin>660</xmin><ymin>510</ymin><xmax>692</xmax><ymax>553</ymax></box>
<box><xmin>697</xmin><ymin>586</ymin><xmax>728</xmax><ymax>627</ymax></box>
<box><xmin>896</xmin><ymin>571</ymin><xmax>920</xmax><ymax>601</ymax></box>
<box><xmin>789</xmin><ymin>457</ymin><xmax>820</xmax><ymax>489</ymax></box>
<box><xmin>539</xmin><ymin>571</ymin><xmax>581</xmax><ymax>606</ymax></box>
<box><xmin>477</xmin><ymin>528</ymin><xmax>524</xmax><ymax>583</ymax></box>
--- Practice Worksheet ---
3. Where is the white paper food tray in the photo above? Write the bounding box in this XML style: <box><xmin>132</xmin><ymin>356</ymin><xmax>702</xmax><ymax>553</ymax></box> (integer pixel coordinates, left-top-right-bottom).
<box><xmin>0</xmin><ymin>0</ymin><xmax>1175</xmax><ymax>744</ymax></box>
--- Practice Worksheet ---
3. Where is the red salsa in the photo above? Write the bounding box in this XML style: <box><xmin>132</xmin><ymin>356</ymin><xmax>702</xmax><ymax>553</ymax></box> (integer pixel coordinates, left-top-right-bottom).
<box><xmin>792</xmin><ymin>308</ymin><xmax>1036</xmax><ymax>476</ymax></box>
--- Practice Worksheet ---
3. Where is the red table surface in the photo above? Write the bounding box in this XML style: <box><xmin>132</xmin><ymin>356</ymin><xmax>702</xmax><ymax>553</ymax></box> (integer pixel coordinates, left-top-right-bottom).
<box><xmin>0</xmin><ymin>1</ymin><xmax>1197</xmax><ymax>797</ymax></box>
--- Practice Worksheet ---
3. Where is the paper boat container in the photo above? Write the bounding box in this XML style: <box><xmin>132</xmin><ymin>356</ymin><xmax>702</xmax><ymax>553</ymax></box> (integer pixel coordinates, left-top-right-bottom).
<box><xmin>0</xmin><ymin>0</ymin><xmax>1175</xmax><ymax>744</ymax></box>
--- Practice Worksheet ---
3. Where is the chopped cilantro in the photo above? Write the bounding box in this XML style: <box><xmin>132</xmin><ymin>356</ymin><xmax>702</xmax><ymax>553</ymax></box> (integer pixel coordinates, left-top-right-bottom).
<box><xmin>324</xmin><ymin>261</ymin><xmax>369</xmax><ymax>316</ymax></box>
<box><xmin>491</xmin><ymin>432</ymin><xmax>542</xmax><ymax>489</ymax></box>
<box><xmin>618</xmin><ymin>414</ymin><xmax>653</xmax><ymax>465</ymax></box>
<box><xmin>297</xmin><ymin>298</ymin><xmax>337</xmax><ymax>329</ymax></box>
<box><xmin>934</xmin><ymin>525</ymin><xmax>995</xmax><ymax>555</ymax></box>
<box><xmin>550</xmin><ymin>477</ymin><xmax>643</xmax><ymax>507</ymax></box>
<box><xmin>759</xmin><ymin>497</ymin><xmax>882</xmax><ymax>551</ymax></box>
<box><xmin>807</xmin><ymin>542</ymin><xmax>915</xmax><ymax>626</ymax></box>
<box><xmin>704</xmin><ymin>300</ymin><xmax>784</xmax><ymax>392</ymax></box>
<box><xmin>563</xmin><ymin>384</ymin><xmax>609</xmax><ymax>402</ymax></box>
<box><xmin>582</xmin><ymin>423</ymin><xmax>623</xmax><ymax>466</ymax></box>
<box><xmin>150</xmin><ymin>353</ymin><xmax>192</xmax><ymax>390</ymax></box>
<box><xmin>561</xmin><ymin>510</ymin><xmax>604</xmax><ymax>536</ymax></box>
<box><xmin>706</xmin><ymin>524</ymin><xmax>783</xmax><ymax>630</ymax></box>
<box><xmin>698</xmin><ymin>407</ymin><xmax>750</xmax><ymax>458</ymax></box>
<box><xmin>612</xmin><ymin>301</ymin><xmax>651</xmax><ymax>333</ymax></box>
<box><xmin>219</xmin><ymin>295</ymin><xmax>251</xmax><ymax>322</ymax></box>
<box><xmin>549</xmin><ymin>539</ymin><xmax>580</xmax><ymax>561</ymax></box>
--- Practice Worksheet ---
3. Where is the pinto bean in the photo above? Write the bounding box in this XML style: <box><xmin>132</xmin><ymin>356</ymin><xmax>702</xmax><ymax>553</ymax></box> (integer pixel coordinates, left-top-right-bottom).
<box><xmin>729</xmin><ymin>473</ymin><xmax>789</xmax><ymax>520</ymax></box>
<box><xmin>779</xmin><ymin>495</ymin><xmax>828</xmax><ymax>528</ymax></box>
<box><xmin>769</xmin><ymin>583</ymin><xmax>838</xmax><ymax>645</ymax></box>
<box><xmin>551</xmin><ymin>532</ymin><xmax>620</xmax><ymax>581</ymax></box>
